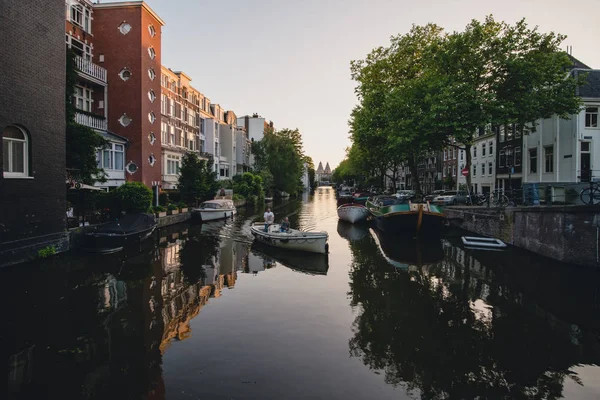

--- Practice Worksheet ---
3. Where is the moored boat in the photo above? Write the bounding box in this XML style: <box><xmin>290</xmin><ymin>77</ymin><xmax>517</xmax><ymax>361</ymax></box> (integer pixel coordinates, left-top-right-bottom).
<box><xmin>367</xmin><ymin>197</ymin><xmax>445</xmax><ymax>236</ymax></box>
<box><xmin>336</xmin><ymin>189</ymin><xmax>354</xmax><ymax>205</ymax></box>
<box><xmin>351</xmin><ymin>192</ymin><xmax>373</xmax><ymax>205</ymax></box>
<box><xmin>191</xmin><ymin>199</ymin><xmax>236</xmax><ymax>222</ymax></box>
<box><xmin>337</xmin><ymin>203</ymin><xmax>370</xmax><ymax>223</ymax></box>
<box><xmin>83</xmin><ymin>213</ymin><xmax>157</xmax><ymax>254</ymax></box>
<box><xmin>250</xmin><ymin>223</ymin><xmax>329</xmax><ymax>254</ymax></box>
<box><xmin>461</xmin><ymin>236</ymin><xmax>507</xmax><ymax>250</ymax></box>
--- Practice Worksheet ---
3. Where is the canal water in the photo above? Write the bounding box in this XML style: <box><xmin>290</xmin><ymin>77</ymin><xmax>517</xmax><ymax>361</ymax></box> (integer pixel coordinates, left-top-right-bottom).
<box><xmin>2</xmin><ymin>186</ymin><xmax>600</xmax><ymax>399</ymax></box>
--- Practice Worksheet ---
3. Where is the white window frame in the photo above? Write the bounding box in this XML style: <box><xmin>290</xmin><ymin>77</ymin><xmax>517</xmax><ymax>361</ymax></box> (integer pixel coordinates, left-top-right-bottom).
<box><xmin>3</xmin><ymin>126</ymin><xmax>29</xmax><ymax>178</ymax></box>
<box><xmin>585</xmin><ymin>106</ymin><xmax>599</xmax><ymax>128</ymax></box>
<box><xmin>489</xmin><ymin>141</ymin><xmax>493</xmax><ymax>156</ymax></box>
<box><xmin>97</xmin><ymin>143</ymin><xmax>124</xmax><ymax>171</ymax></box>
<box><xmin>74</xmin><ymin>85</ymin><xmax>93</xmax><ymax>112</ymax></box>
<box><xmin>544</xmin><ymin>145</ymin><xmax>554</xmax><ymax>173</ymax></box>
<box><xmin>70</xmin><ymin>4</ymin><xmax>83</xmax><ymax>27</ymax></box>
<box><xmin>529</xmin><ymin>148</ymin><xmax>538</xmax><ymax>174</ymax></box>
<box><xmin>488</xmin><ymin>162</ymin><xmax>493</xmax><ymax>175</ymax></box>
<box><xmin>161</xmin><ymin>122</ymin><xmax>168</xmax><ymax>144</ymax></box>
<box><xmin>166</xmin><ymin>154</ymin><xmax>181</xmax><ymax>175</ymax></box>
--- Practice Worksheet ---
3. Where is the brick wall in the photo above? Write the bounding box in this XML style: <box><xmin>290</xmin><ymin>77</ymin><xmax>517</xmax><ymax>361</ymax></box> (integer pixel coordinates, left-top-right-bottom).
<box><xmin>0</xmin><ymin>0</ymin><xmax>67</xmax><ymax>243</ymax></box>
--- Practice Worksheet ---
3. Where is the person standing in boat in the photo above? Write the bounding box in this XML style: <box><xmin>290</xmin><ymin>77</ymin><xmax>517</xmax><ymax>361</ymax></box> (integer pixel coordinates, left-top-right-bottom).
<box><xmin>264</xmin><ymin>207</ymin><xmax>274</xmax><ymax>232</ymax></box>
<box><xmin>280</xmin><ymin>217</ymin><xmax>290</xmax><ymax>232</ymax></box>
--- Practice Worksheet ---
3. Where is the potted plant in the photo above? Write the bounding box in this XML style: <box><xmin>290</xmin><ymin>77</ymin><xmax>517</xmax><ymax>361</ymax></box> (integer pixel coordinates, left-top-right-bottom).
<box><xmin>167</xmin><ymin>203</ymin><xmax>179</xmax><ymax>215</ymax></box>
<box><xmin>153</xmin><ymin>205</ymin><xmax>167</xmax><ymax>218</ymax></box>
<box><xmin>177</xmin><ymin>201</ymin><xmax>188</xmax><ymax>213</ymax></box>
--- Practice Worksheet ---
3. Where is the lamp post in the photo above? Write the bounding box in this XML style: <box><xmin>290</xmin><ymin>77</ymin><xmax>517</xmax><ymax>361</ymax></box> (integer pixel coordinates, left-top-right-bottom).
<box><xmin>505</xmin><ymin>145</ymin><xmax>514</xmax><ymax>205</ymax></box>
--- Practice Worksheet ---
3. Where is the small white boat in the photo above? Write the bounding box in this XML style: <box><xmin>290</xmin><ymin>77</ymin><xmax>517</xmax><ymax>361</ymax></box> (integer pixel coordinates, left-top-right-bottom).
<box><xmin>192</xmin><ymin>199</ymin><xmax>236</xmax><ymax>221</ymax></box>
<box><xmin>337</xmin><ymin>203</ymin><xmax>369</xmax><ymax>223</ymax></box>
<box><xmin>461</xmin><ymin>236</ymin><xmax>507</xmax><ymax>250</ymax></box>
<box><xmin>264</xmin><ymin>197</ymin><xmax>274</xmax><ymax>202</ymax></box>
<box><xmin>250</xmin><ymin>223</ymin><xmax>329</xmax><ymax>254</ymax></box>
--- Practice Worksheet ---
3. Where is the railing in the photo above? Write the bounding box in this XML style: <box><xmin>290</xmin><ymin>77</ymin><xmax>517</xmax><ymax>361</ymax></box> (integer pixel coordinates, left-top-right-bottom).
<box><xmin>75</xmin><ymin>55</ymin><xmax>107</xmax><ymax>83</ymax></box>
<box><xmin>75</xmin><ymin>112</ymin><xmax>107</xmax><ymax>130</ymax></box>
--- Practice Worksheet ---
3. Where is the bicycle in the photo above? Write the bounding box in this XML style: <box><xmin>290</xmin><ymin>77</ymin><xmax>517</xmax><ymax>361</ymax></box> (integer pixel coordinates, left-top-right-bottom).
<box><xmin>580</xmin><ymin>179</ymin><xmax>600</xmax><ymax>205</ymax></box>
<box><xmin>471</xmin><ymin>190</ymin><xmax>509</xmax><ymax>207</ymax></box>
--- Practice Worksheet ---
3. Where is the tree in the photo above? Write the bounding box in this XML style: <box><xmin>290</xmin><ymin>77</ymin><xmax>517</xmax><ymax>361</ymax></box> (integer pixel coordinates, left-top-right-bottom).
<box><xmin>113</xmin><ymin>182</ymin><xmax>152</xmax><ymax>213</ymax></box>
<box><xmin>178</xmin><ymin>153</ymin><xmax>218</xmax><ymax>205</ymax></box>
<box><xmin>65</xmin><ymin>49</ymin><xmax>108</xmax><ymax>185</ymax></box>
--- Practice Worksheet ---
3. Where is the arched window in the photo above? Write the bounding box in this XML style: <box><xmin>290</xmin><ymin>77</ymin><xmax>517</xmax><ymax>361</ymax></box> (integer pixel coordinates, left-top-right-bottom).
<box><xmin>2</xmin><ymin>125</ymin><xmax>29</xmax><ymax>178</ymax></box>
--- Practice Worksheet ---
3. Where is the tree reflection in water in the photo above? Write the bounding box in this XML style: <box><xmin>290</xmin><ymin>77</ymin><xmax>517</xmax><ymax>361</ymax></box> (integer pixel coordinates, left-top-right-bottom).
<box><xmin>348</xmin><ymin>232</ymin><xmax>600</xmax><ymax>399</ymax></box>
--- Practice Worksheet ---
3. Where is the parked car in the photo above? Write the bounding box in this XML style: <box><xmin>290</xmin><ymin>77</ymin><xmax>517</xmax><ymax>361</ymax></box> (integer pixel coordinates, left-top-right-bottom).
<box><xmin>432</xmin><ymin>190</ymin><xmax>469</xmax><ymax>205</ymax></box>
<box><xmin>425</xmin><ymin>190</ymin><xmax>446</xmax><ymax>202</ymax></box>
<box><xmin>395</xmin><ymin>190</ymin><xmax>415</xmax><ymax>200</ymax></box>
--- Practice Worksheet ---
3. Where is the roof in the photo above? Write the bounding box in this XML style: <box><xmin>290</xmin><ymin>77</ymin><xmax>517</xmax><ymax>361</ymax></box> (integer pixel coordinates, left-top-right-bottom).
<box><xmin>576</xmin><ymin>70</ymin><xmax>600</xmax><ymax>98</ymax></box>
<box><xmin>316</xmin><ymin>162</ymin><xmax>324</xmax><ymax>174</ymax></box>
<box><xmin>568</xmin><ymin>55</ymin><xmax>591</xmax><ymax>70</ymax></box>
<box><xmin>99</xmin><ymin>130</ymin><xmax>129</xmax><ymax>144</ymax></box>
<box><xmin>93</xmin><ymin>1</ymin><xmax>165</xmax><ymax>26</ymax></box>
<box><xmin>324</xmin><ymin>162</ymin><xmax>331</xmax><ymax>174</ymax></box>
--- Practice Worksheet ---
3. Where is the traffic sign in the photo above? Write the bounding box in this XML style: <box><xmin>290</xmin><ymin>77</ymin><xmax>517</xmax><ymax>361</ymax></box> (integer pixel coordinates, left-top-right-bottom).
<box><xmin>461</xmin><ymin>168</ymin><xmax>469</xmax><ymax>176</ymax></box>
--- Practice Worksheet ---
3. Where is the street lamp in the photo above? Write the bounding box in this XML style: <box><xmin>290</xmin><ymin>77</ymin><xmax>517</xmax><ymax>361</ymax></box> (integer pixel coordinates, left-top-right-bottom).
<box><xmin>505</xmin><ymin>145</ymin><xmax>514</xmax><ymax>205</ymax></box>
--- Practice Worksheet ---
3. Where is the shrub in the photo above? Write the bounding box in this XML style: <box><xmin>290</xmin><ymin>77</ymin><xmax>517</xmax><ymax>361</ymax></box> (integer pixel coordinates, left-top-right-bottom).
<box><xmin>153</xmin><ymin>205</ymin><xmax>166</xmax><ymax>213</ymax></box>
<box><xmin>167</xmin><ymin>203</ymin><xmax>178</xmax><ymax>211</ymax></box>
<box><xmin>232</xmin><ymin>194</ymin><xmax>245</xmax><ymax>202</ymax></box>
<box><xmin>177</xmin><ymin>201</ymin><xmax>187</xmax><ymax>209</ymax></box>
<box><xmin>113</xmin><ymin>182</ymin><xmax>153</xmax><ymax>213</ymax></box>
<box><xmin>37</xmin><ymin>246</ymin><xmax>57</xmax><ymax>259</ymax></box>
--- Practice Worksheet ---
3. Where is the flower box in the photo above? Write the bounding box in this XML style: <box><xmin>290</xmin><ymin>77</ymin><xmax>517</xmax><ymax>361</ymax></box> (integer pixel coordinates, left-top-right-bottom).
<box><xmin>180</xmin><ymin>207</ymin><xmax>188</xmax><ymax>213</ymax></box>
<box><xmin>168</xmin><ymin>209</ymin><xmax>179</xmax><ymax>215</ymax></box>
<box><xmin>155</xmin><ymin>211</ymin><xmax>167</xmax><ymax>218</ymax></box>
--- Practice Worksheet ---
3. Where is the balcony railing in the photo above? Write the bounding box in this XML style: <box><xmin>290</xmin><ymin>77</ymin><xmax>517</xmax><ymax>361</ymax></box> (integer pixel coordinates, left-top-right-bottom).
<box><xmin>75</xmin><ymin>112</ymin><xmax>107</xmax><ymax>130</ymax></box>
<box><xmin>75</xmin><ymin>55</ymin><xmax>107</xmax><ymax>84</ymax></box>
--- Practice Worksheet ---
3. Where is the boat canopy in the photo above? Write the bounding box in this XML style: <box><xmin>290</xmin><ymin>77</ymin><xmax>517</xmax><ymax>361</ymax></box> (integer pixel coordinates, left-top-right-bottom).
<box><xmin>94</xmin><ymin>213</ymin><xmax>156</xmax><ymax>234</ymax></box>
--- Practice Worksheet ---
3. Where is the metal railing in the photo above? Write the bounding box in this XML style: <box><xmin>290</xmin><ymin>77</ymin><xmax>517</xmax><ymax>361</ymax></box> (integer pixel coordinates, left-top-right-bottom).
<box><xmin>75</xmin><ymin>55</ymin><xmax>107</xmax><ymax>83</ymax></box>
<box><xmin>75</xmin><ymin>112</ymin><xmax>107</xmax><ymax>130</ymax></box>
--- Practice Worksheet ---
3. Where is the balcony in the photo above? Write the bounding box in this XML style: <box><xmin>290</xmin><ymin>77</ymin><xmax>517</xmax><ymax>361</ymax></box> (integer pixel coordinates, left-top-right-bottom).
<box><xmin>75</xmin><ymin>111</ymin><xmax>107</xmax><ymax>130</ymax></box>
<box><xmin>75</xmin><ymin>55</ymin><xmax>107</xmax><ymax>84</ymax></box>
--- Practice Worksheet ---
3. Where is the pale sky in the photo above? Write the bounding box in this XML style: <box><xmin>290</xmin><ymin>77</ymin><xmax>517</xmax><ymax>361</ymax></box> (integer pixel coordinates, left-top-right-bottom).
<box><xmin>105</xmin><ymin>0</ymin><xmax>600</xmax><ymax>169</ymax></box>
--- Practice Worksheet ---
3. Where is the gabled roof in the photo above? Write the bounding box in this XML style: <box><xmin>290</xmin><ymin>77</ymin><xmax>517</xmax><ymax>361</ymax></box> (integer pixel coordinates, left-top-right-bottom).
<box><xmin>568</xmin><ymin>55</ymin><xmax>591</xmax><ymax>70</ymax></box>
<box><xmin>324</xmin><ymin>162</ymin><xmax>331</xmax><ymax>174</ymax></box>
<box><xmin>316</xmin><ymin>162</ymin><xmax>324</xmax><ymax>174</ymax></box>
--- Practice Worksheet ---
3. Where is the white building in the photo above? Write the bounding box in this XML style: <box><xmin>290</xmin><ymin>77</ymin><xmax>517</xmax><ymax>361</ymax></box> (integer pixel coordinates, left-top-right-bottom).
<box><xmin>237</xmin><ymin>114</ymin><xmax>274</xmax><ymax>167</ymax></box>
<box><xmin>522</xmin><ymin>68</ymin><xmax>599</xmax><ymax>202</ymax></box>
<box><xmin>235</xmin><ymin>126</ymin><xmax>251</xmax><ymax>174</ymax></box>
<box><xmin>301</xmin><ymin>162</ymin><xmax>310</xmax><ymax>190</ymax></box>
<box><xmin>470</xmin><ymin>130</ymin><xmax>496</xmax><ymax>194</ymax></box>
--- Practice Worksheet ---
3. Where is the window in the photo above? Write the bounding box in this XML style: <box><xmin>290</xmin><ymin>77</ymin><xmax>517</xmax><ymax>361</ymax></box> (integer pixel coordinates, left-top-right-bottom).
<box><xmin>499</xmin><ymin>150</ymin><xmax>506</xmax><ymax>167</ymax></box>
<box><xmin>169</xmin><ymin>126</ymin><xmax>175</xmax><ymax>145</ymax></box>
<box><xmin>488</xmin><ymin>162</ymin><xmax>493</xmax><ymax>175</ymax></box>
<box><xmin>119</xmin><ymin>68</ymin><xmax>132</xmax><ymax>81</ymax></box>
<box><xmin>97</xmin><ymin>143</ymin><xmax>124</xmax><ymax>171</ymax></box>
<box><xmin>460</xmin><ymin>150</ymin><xmax>463</xmax><ymax>161</ymax></box>
<box><xmin>3</xmin><ymin>126</ymin><xmax>29</xmax><ymax>178</ymax></box>
<box><xmin>119</xmin><ymin>114</ymin><xmax>131</xmax><ymax>127</ymax></box>
<box><xmin>499</xmin><ymin>126</ymin><xmax>505</xmax><ymax>143</ymax></box>
<box><xmin>148</xmin><ymin>68</ymin><xmax>156</xmax><ymax>81</ymax></box>
<box><xmin>453</xmin><ymin>148</ymin><xmax>457</xmax><ymax>159</ymax></box>
<box><xmin>515</xmin><ymin>147</ymin><xmax>522</xmax><ymax>166</ymax></box>
<box><xmin>489</xmin><ymin>141</ymin><xmax>493</xmax><ymax>156</ymax></box>
<box><xmin>443</xmin><ymin>150</ymin><xmax>447</xmax><ymax>161</ymax></box>
<box><xmin>482</xmin><ymin>143</ymin><xmax>486</xmax><ymax>156</ymax></box>
<box><xmin>200</xmin><ymin>139</ymin><xmax>205</xmax><ymax>153</ymax></box>
<box><xmin>74</xmin><ymin>86</ymin><xmax>92</xmax><ymax>112</ymax></box>
<box><xmin>161</xmin><ymin>122</ymin><xmax>168</xmax><ymax>144</ymax></box>
<box><xmin>66</xmin><ymin>36</ymin><xmax>92</xmax><ymax>61</ymax></box>
<box><xmin>529</xmin><ymin>148</ymin><xmax>538</xmax><ymax>173</ymax></box>
<box><xmin>148</xmin><ymin>112</ymin><xmax>156</xmax><ymax>124</ymax></box>
<box><xmin>148</xmin><ymin>90</ymin><xmax>156</xmax><ymax>103</ymax></box>
<box><xmin>161</xmin><ymin>94</ymin><xmax>168</xmax><ymax>115</ymax></box>
<box><xmin>473</xmin><ymin>145</ymin><xmax>477</xmax><ymax>158</ymax></box>
<box><xmin>148</xmin><ymin>153</ymin><xmax>156</xmax><ymax>166</ymax></box>
<box><xmin>544</xmin><ymin>145</ymin><xmax>554</xmax><ymax>173</ymax></box>
<box><xmin>481</xmin><ymin>163</ymin><xmax>485</xmax><ymax>176</ymax></box>
<box><xmin>118</xmin><ymin>22</ymin><xmax>131</xmax><ymax>35</ymax></box>
<box><xmin>585</xmin><ymin>107</ymin><xmax>598</xmax><ymax>128</ymax></box>
<box><xmin>167</xmin><ymin>155</ymin><xmax>180</xmax><ymax>175</ymax></box>
<box><xmin>170</xmin><ymin>99</ymin><xmax>175</xmax><ymax>117</ymax></box>
<box><xmin>148</xmin><ymin>24</ymin><xmax>156</xmax><ymax>37</ymax></box>
<box><xmin>70</xmin><ymin>5</ymin><xmax>83</xmax><ymax>26</ymax></box>
<box><xmin>506</xmin><ymin>124</ymin><xmax>514</xmax><ymax>141</ymax></box>
<box><xmin>148</xmin><ymin>46</ymin><xmax>156</xmax><ymax>60</ymax></box>
<box><xmin>148</xmin><ymin>132</ymin><xmax>156</xmax><ymax>145</ymax></box>
<box><xmin>472</xmin><ymin>164</ymin><xmax>476</xmax><ymax>177</ymax></box>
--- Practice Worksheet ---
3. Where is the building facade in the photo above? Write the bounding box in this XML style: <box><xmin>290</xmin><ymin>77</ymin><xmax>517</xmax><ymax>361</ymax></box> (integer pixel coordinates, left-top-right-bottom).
<box><xmin>470</xmin><ymin>129</ymin><xmax>496</xmax><ymax>194</ymax></box>
<box><xmin>0</xmin><ymin>0</ymin><xmax>69</xmax><ymax>265</ymax></box>
<box><xmin>495</xmin><ymin>124</ymin><xmax>524</xmax><ymax>193</ymax></box>
<box><xmin>93</xmin><ymin>1</ymin><xmax>165</xmax><ymax>188</ymax></box>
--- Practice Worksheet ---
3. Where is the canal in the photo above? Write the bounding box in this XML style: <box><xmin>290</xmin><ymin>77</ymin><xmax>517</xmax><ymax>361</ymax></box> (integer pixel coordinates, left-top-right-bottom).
<box><xmin>2</xmin><ymin>186</ymin><xmax>600</xmax><ymax>399</ymax></box>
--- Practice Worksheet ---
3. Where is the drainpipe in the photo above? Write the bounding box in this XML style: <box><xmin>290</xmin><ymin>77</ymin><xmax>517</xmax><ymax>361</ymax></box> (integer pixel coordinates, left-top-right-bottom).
<box><xmin>555</xmin><ymin>116</ymin><xmax>560</xmax><ymax>182</ymax></box>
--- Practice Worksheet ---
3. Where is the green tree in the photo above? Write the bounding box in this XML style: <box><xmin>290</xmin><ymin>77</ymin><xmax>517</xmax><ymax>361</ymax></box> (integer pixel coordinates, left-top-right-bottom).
<box><xmin>178</xmin><ymin>153</ymin><xmax>218</xmax><ymax>205</ymax></box>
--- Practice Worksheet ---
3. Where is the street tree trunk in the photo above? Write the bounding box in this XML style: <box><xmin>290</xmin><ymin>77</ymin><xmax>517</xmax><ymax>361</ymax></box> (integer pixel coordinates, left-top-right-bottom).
<box><xmin>408</xmin><ymin>155</ymin><xmax>421</xmax><ymax>196</ymax></box>
<box><xmin>465</xmin><ymin>143</ymin><xmax>472</xmax><ymax>192</ymax></box>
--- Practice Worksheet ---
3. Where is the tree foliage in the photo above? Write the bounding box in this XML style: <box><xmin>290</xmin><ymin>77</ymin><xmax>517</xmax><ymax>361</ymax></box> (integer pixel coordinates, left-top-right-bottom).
<box><xmin>178</xmin><ymin>153</ymin><xmax>218</xmax><ymax>205</ymax></box>
<box><xmin>349</xmin><ymin>17</ymin><xmax>585</xmax><ymax>194</ymax></box>
<box><xmin>113</xmin><ymin>182</ymin><xmax>153</xmax><ymax>213</ymax></box>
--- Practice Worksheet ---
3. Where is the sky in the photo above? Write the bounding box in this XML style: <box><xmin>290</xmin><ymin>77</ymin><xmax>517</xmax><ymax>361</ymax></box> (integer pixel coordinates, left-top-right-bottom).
<box><xmin>104</xmin><ymin>0</ymin><xmax>600</xmax><ymax>170</ymax></box>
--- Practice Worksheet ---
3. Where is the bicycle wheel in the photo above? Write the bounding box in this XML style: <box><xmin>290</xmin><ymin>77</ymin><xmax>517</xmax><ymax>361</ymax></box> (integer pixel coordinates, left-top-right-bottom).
<box><xmin>580</xmin><ymin>187</ymin><xmax>600</xmax><ymax>205</ymax></box>
<box><xmin>499</xmin><ymin>194</ymin><xmax>510</xmax><ymax>207</ymax></box>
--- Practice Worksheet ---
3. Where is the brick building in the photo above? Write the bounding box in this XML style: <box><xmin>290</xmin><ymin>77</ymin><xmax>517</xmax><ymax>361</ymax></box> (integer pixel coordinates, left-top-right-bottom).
<box><xmin>0</xmin><ymin>0</ymin><xmax>69</xmax><ymax>265</ymax></box>
<box><xmin>93</xmin><ymin>1</ymin><xmax>165</xmax><ymax>188</ymax></box>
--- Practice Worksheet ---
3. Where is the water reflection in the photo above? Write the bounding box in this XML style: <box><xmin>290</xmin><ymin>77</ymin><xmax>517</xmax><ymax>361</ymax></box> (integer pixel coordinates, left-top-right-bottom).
<box><xmin>251</xmin><ymin>243</ymin><xmax>329</xmax><ymax>275</ymax></box>
<box><xmin>348</xmin><ymin>227</ymin><xmax>600</xmax><ymax>399</ymax></box>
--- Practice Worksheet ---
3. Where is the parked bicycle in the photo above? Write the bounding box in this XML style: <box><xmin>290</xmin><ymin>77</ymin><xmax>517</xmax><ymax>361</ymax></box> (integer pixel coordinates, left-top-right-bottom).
<box><xmin>471</xmin><ymin>190</ymin><xmax>509</xmax><ymax>207</ymax></box>
<box><xmin>580</xmin><ymin>179</ymin><xmax>600</xmax><ymax>205</ymax></box>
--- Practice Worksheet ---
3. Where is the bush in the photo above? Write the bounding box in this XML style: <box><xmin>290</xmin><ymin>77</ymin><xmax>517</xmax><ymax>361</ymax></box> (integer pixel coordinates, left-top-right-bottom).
<box><xmin>177</xmin><ymin>201</ymin><xmax>187</xmax><ymax>209</ymax></box>
<box><xmin>167</xmin><ymin>203</ymin><xmax>178</xmax><ymax>211</ymax></box>
<box><xmin>37</xmin><ymin>246</ymin><xmax>57</xmax><ymax>259</ymax></box>
<box><xmin>153</xmin><ymin>205</ymin><xmax>166</xmax><ymax>213</ymax></box>
<box><xmin>113</xmin><ymin>182</ymin><xmax>153</xmax><ymax>214</ymax></box>
<box><xmin>168</xmin><ymin>191</ymin><xmax>181</xmax><ymax>203</ymax></box>
<box><xmin>232</xmin><ymin>194</ymin><xmax>245</xmax><ymax>202</ymax></box>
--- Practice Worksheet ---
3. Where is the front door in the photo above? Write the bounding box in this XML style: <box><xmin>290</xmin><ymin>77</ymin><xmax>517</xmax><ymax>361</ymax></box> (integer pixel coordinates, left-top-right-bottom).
<box><xmin>580</xmin><ymin>142</ymin><xmax>591</xmax><ymax>182</ymax></box>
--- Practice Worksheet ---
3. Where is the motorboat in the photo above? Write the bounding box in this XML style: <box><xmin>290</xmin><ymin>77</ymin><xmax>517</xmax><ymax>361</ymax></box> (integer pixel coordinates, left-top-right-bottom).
<box><xmin>367</xmin><ymin>196</ymin><xmax>445</xmax><ymax>236</ymax></box>
<box><xmin>337</xmin><ymin>203</ymin><xmax>370</xmax><ymax>223</ymax></box>
<box><xmin>461</xmin><ymin>236</ymin><xmax>507</xmax><ymax>250</ymax></box>
<box><xmin>250</xmin><ymin>222</ymin><xmax>329</xmax><ymax>254</ymax></box>
<box><xmin>191</xmin><ymin>199</ymin><xmax>236</xmax><ymax>222</ymax></box>
<box><xmin>83</xmin><ymin>213</ymin><xmax>157</xmax><ymax>254</ymax></box>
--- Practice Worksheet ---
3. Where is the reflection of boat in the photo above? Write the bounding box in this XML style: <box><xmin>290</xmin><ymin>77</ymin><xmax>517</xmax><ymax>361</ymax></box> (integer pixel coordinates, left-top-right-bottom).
<box><xmin>367</xmin><ymin>196</ymin><xmax>444</xmax><ymax>236</ymax></box>
<box><xmin>251</xmin><ymin>244</ymin><xmax>329</xmax><ymax>275</ymax></box>
<box><xmin>250</xmin><ymin>223</ymin><xmax>329</xmax><ymax>254</ymax></box>
<box><xmin>337</xmin><ymin>220</ymin><xmax>369</xmax><ymax>242</ymax></box>
<box><xmin>191</xmin><ymin>199</ymin><xmax>236</xmax><ymax>221</ymax></box>
<box><xmin>83</xmin><ymin>213</ymin><xmax>157</xmax><ymax>254</ymax></box>
<box><xmin>337</xmin><ymin>203</ymin><xmax>370</xmax><ymax>223</ymax></box>
<box><xmin>461</xmin><ymin>236</ymin><xmax>507</xmax><ymax>250</ymax></box>
<box><xmin>370</xmin><ymin>228</ymin><xmax>444</xmax><ymax>270</ymax></box>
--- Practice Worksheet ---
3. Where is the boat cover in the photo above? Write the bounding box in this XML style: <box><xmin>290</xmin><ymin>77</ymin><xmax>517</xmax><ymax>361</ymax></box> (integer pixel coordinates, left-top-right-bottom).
<box><xmin>94</xmin><ymin>213</ymin><xmax>156</xmax><ymax>235</ymax></box>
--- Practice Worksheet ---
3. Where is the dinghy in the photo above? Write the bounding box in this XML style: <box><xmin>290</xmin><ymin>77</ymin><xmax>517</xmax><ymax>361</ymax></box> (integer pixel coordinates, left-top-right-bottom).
<box><xmin>250</xmin><ymin>223</ymin><xmax>329</xmax><ymax>254</ymax></box>
<box><xmin>337</xmin><ymin>203</ymin><xmax>370</xmax><ymax>223</ymax></box>
<box><xmin>461</xmin><ymin>236</ymin><xmax>507</xmax><ymax>250</ymax></box>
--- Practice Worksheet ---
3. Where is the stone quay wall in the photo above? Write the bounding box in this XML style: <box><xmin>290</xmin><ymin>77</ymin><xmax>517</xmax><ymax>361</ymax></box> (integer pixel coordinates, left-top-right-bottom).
<box><xmin>444</xmin><ymin>205</ymin><xmax>600</xmax><ymax>268</ymax></box>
